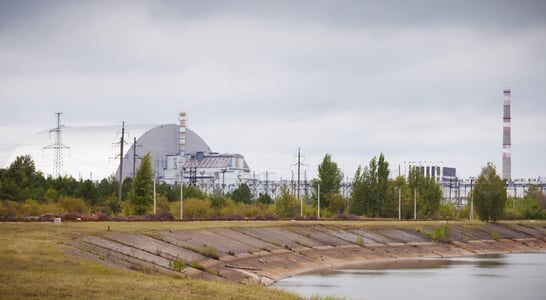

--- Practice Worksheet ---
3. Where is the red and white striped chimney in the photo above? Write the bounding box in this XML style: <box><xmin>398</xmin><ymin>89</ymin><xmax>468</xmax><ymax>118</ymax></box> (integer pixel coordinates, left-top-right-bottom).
<box><xmin>502</xmin><ymin>89</ymin><xmax>511</xmax><ymax>181</ymax></box>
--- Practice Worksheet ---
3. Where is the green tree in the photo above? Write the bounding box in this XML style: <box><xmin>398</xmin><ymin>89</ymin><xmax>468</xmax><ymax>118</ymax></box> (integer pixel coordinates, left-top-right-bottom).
<box><xmin>474</xmin><ymin>162</ymin><xmax>507</xmax><ymax>222</ymax></box>
<box><xmin>44</xmin><ymin>188</ymin><xmax>59</xmax><ymax>203</ymax></box>
<box><xmin>418</xmin><ymin>176</ymin><xmax>442</xmax><ymax>217</ymax></box>
<box><xmin>350</xmin><ymin>153</ymin><xmax>391</xmax><ymax>217</ymax></box>
<box><xmin>406</xmin><ymin>167</ymin><xmax>442</xmax><ymax>218</ymax></box>
<box><xmin>230</xmin><ymin>183</ymin><xmax>253</xmax><ymax>204</ymax></box>
<box><xmin>327</xmin><ymin>193</ymin><xmax>346</xmax><ymax>215</ymax></box>
<box><xmin>209</xmin><ymin>192</ymin><xmax>226</xmax><ymax>214</ymax></box>
<box><xmin>129</xmin><ymin>153</ymin><xmax>153</xmax><ymax>215</ymax></box>
<box><xmin>350</xmin><ymin>166</ymin><xmax>366</xmax><ymax>215</ymax></box>
<box><xmin>184</xmin><ymin>185</ymin><xmax>206</xmax><ymax>200</ymax></box>
<box><xmin>312</xmin><ymin>154</ymin><xmax>343</xmax><ymax>210</ymax></box>
<box><xmin>275</xmin><ymin>187</ymin><xmax>298</xmax><ymax>218</ymax></box>
<box><xmin>78</xmin><ymin>179</ymin><xmax>98</xmax><ymax>207</ymax></box>
<box><xmin>386</xmin><ymin>176</ymin><xmax>409</xmax><ymax>219</ymax></box>
<box><xmin>106</xmin><ymin>194</ymin><xmax>122</xmax><ymax>215</ymax></box>
<box><xmin>515</xmin><ymin>185</ymin><xmax>546</xmax><ymax>219</ymax></box>
<box><xmin>96</xmin><ymin>177</ymin><xmax>117</xmax><ymax>200</ymax></box>
<box><xmin>122</xmin><ymin>177</ymin><xmax>133</xmax><ymax>202</ymax></box>
<box><xmin>257</xmin><ymin>193</ymin><xmax>273</xmax><ymax>205</ymax></box>
<box><xmin>0</xmin><ymin>155</ymin><xmax>44</xmax><ymax>201</ymax></box>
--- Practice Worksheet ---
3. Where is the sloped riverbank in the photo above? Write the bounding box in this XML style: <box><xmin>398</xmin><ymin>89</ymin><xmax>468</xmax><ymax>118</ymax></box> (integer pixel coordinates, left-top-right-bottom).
<box><xmin>66</xmin><ymin>221</ymin><xmax>546</xmax><ymax>285</ymax></box>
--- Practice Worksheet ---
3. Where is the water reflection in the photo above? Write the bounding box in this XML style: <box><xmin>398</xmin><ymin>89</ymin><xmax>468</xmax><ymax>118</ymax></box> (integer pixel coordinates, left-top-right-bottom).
<box><xmin>275</xmin><ymin>253</ymin><xmax>546</xmax><ymax>300</ymax></box>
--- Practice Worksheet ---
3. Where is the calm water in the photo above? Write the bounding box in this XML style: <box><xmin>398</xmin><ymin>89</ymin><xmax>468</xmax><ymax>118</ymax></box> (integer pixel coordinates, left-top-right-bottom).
<box><xmin>274</xmin><ymin>252</ymin><xmax>546</xmax><ymax>300</ymax></box>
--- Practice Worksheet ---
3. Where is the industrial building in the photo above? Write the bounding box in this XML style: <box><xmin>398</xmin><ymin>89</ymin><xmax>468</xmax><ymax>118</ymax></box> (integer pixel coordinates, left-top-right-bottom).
<box><xmin>6</xmin><ymin>112</ymin><xmax>252</xmax><ymax>191</ymax></box>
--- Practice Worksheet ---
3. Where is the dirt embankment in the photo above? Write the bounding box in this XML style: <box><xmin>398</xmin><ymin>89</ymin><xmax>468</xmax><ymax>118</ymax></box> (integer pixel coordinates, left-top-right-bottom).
<box><xmin>66</xmin><ymin>222</ymin><xmax>546</xmax><ymax>285</ymax></box>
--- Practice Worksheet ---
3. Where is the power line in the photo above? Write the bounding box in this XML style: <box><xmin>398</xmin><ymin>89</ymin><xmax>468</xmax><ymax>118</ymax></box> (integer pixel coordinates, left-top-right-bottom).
<box><xmin>43</xmin><ymin>112</ymin><xmax>69</xmax><ymax>178</ymax></box>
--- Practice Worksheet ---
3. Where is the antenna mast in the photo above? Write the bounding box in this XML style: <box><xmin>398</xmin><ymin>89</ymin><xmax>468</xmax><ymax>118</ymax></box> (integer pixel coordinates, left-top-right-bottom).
<box><xmin>43</xmin><ymin>112</ymin><xmax>69</xmax><ymax>177</ymax></box>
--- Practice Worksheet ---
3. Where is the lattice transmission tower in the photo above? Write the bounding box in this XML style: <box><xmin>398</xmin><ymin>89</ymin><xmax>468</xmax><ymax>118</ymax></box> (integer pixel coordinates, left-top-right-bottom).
<box><xmin>43</xmin><ymin>112</ymin><xmax>70</xmax><ymax>178</ymax></box>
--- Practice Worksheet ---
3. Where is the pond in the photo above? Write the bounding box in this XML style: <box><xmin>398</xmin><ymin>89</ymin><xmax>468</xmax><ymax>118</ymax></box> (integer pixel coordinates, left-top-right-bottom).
<box><xmin>274</xmin><ymin>252</ymin><xmax>546</xmax><ymax>300</ymax></box>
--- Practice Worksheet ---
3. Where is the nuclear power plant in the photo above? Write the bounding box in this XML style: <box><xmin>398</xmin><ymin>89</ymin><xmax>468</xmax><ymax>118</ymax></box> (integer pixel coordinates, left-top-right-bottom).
<box><xmin>7</xmin><ymin>112</ymin><xmax>253</xmax><ymax>193</ymax></box>
<box><xmin>503</xmin><ymin>89</ymin><xmax>512</xmax><ymax>181</ymax></box>
<box><xmin>5</xmin><ymin>92</ymin><xmax>545</xmax><ymax>199</ymax></box>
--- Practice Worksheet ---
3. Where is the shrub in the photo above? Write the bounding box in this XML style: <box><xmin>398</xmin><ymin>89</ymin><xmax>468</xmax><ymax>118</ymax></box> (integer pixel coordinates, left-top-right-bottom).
<box><xmin>319</xmin><ymin>208</ymin><xmax>332</xmax><ymax>218</ymax></box>
<box><xmin>58</xmin><ymin>197</ymin><xmax>89</xmax><ymax>215</ymax></box>
<box><xmin>241</xmin><ymin>204</ymin><xmax>260</xmax><ymax>218</ymax></box>
<box><xmin>155</xmin><ymin>198</ymin><xmax>169</xmax><ymax>214</ymax></box>
<box><xmin>197</xmin><ymin>245</ymin><xmax>220</xmax><ymax>259</ymax></box>
<box><xmin>190</xmin><ymin>261</ymin><xmax>206</xmax><ymax>271</ymax></box>
<box><xmin>169</xmin><ymin>256</ymin><xmax>185</xmax><ymax>272</ymax></box>
<box><xmin>275</xmin><ymin>187</ymin><xmax>299</xmax><ymax>218</ymax></box>
<box><xmin>457</xmin><ymin>205</ymin><xmax>470</xmax><ymax>219</ymax></box>
<box><xmin>0</xmin><ymin>201</ymin><xmax>18</xmax><ymax>219</ymax></box>
<box><xmin>169</xmin><ymin>199</ymin><xmax>212</xmax><ymax>220</ymax></box>
<box><xmin>431</xmin><ymin>223</ymin><xmax>451</xmax><ymax>243</ymax></box>
<box><xmin>357</xmin><ymin>237</ymin><xmax>364</xmax><ymax>246</ymax></box>
<box><xmin>222</xmin><ymin>198</ymin><xmax>241</xmax><ymax>217</ymax></box>
<box><xmin>438</xmin><ymin>203</ymin><xmax>457</xmax><ymax>219</ymax></box>
<box><xmin>19</xmin><ymin>199</ymin><xmax>42</xmax><ymax>217</ymax></box>
<box><xmin>491</xmin><ymin>232</ymin><xmax>500</xmax><ymax>241</ymax></box>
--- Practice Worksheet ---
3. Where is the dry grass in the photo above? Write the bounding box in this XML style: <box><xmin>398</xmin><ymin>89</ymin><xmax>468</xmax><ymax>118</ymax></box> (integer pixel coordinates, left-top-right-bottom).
<box><xmin>2</xmin><ymin>219</ymin><xmax>542</xmax><ymax>299</ymax></box>
<box><xmin>0</xmin><ymin>221</ymin><xmax>302</xmax><ymax>300</ymax></box>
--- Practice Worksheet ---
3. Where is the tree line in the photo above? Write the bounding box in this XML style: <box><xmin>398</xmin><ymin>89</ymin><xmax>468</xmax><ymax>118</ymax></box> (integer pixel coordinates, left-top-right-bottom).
<box><xmin>1</xmin><ymin>153</ymin><xmax>545</xmax><ymax>221</ymax></box>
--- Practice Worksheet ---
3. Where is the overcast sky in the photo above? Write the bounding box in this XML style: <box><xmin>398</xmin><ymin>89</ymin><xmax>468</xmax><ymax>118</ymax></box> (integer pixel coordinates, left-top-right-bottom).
<box><xmin>1</xmin><ymin>0</ymin><xmax>545</xmax><ymax>181</ymax></box>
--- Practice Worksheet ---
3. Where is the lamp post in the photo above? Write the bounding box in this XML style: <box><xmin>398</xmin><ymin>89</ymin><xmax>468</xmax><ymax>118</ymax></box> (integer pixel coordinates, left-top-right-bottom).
<box><xmin>153</xmin><ymin>172</ymin><xmax>157</xmax><ymax>215</ymax></box>
<box><xmin>469</xmin><ymin>177</ymin><xmax>474</xmax><ymax>221</ymax></box>
<box><xmin>398</xmin><ymin>186</ymin><xmax>401</xmax><ymax>221</ymax></box>
<box><xmin>180</xmin><ymin>167</ymin><xmax>184</xmax><ymax>221</ymax></box>
<box><xmin>317</xmin><ymin>183</ymin><xmax>320</xmax><ymax>219</ymax></box>
<box><xmin>413</xmin><ymin>188</ymin><xmax>417</xmax><ymax>221</ymax></box>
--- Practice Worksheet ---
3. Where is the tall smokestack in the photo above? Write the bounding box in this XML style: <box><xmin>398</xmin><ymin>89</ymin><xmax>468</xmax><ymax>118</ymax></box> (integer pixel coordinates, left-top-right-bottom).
<box><xmin>179</xmin><ymin>112</ymin><xmax>187</xmax><ymax>156</ymax></box>
<box><xmin>502</xmin><ymin>89</ymin><xmax>511</xmax><ymax>181</ymax></box>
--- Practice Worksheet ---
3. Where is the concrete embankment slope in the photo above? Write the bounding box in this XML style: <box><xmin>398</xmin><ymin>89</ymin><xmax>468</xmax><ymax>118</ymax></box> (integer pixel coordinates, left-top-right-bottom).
<box><xmin>66</xmin><ymin>222</ymin><xmax>546</xmax><ymax>285</ymax></box>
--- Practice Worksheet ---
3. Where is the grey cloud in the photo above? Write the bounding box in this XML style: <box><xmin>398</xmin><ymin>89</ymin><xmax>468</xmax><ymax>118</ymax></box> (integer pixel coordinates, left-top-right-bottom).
<box><xmin>1</xmin><ymin>0</ymin><xmax>545</xmax><ymax>178</ymax></box>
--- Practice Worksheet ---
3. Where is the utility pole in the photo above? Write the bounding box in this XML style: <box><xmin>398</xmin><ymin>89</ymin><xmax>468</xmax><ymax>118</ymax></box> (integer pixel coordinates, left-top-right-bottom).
<box><xmin>293</xmin><ymin>148</ymin><xmax>305</xmax><ymax>217</ymax></box>
<box><xmin>180</xmin><ymin>166</ymin><xmax>184</xmax><ymax>220</ymax></box>
<box><xmin>118</xmin><ymin>122</ymin><xmax>125</xmax><ymax>203</ymax></box>
<box><xmin>317</xmin><ymin>183</ymin><xmax>320</xmax><ymax>219</ymax></box>
<box><xmin>132</xmin><ymin>137</ymin><xmax>142</xmax><ymax>178</ymax></box>
<box><xmin>470</xmin><ymin>177</ymin><xmax>474</xmax><ymax>220</ymax></box>
<box><xmin>153</xmin><ymin>172</ymin><xmax>157</xmax><ymax>215</ymax></box>
<box><xmin>297</xmin><ymin>148</ymin><xmax>301</xmax><ymax>202</ymax></box>
<box><xmin>414</xmin><ymin>188</ymin><xmax>417</xmax><ymax>220</ymax></box>
<box><xmin>398</xmin><ymin>187</ymin><xmax>401</xmax><ymax>221</ymax></box>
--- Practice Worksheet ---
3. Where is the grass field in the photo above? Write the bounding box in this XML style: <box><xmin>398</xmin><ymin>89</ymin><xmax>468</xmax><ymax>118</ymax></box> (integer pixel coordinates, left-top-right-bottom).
<box><xmin>0</xmin><ymin>221</ymin><xmax>314</xmax><ymax>300</ymax></box>
<box><xmin>2</xmin><ymin>219</ymin><xmax>542</xmax><ymax>299</ymax></box>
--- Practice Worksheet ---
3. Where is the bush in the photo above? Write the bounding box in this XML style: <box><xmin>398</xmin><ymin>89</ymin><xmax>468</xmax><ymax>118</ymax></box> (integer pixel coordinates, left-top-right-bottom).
<box><xmin>169</xmin><ymin>256</ymin><xmax>185</xmax><ymax>272</ymax></box>
<box><xmin>241</xmin><ymin>204</ymin><xmax>260</xmax><ymax>218</ymax></box>
<box><xmin>438</xmin><ymin>203</ymin><xmax>457</xmax><ymax>219</ymax></box>
<box><xmin>156</xmin><ymin>195</ymin><xmax>170</xmax><ymax>213</ymax></box>
<box><xmin>183</xmin><ymin>198</ymin><xmax>212</xmax><ymax>220</ymax></box>
<box><xmin>196</xmin><ymin>246</ymin><xmax>220</xmax><ymax>259</ymax></box>
<box><xmin>357</xmin><ymin>237</ymin><xmax>364</xmax><ymax>246</ymax></box>
<box><xmin>457</xmin><ymin>205</ymin><xmax>470</xmax><ymax>219</ymax></box>
<box><xmin>319</xmin><ymin>208</ymin><xmax>332</xmax><ymax>218</ymax></box>
<box><xmin>222</xmin><ymin>198</ymin><xmax>241</xmax><ymax>217</ymax></box>
<box><xmin>275</xmin><ymin>187</ymin><xmax>299</xmax><ymax>218</ymax></box>
<box><xmin>19</xmin><ymin>199</ymin><xmax>42</xmax><ymax>217</ymax></box>
<box><xmin>58</xmin><ymin>197</ymin><xmax>89</xmax><ymax>215</ymax></box>
<box><xmin>190</xmin><ymin>261</ymin><xmax>206</xmax><ymax>271</ymax></box>
<box><xmin>431</xmin><ymin>223</ymin><xmax>451</xmax><ymax>243</ymax></box>
<box><xmin>0</xmin><ymin>201</ymin><xmax>19</xmax><ymax>219</ymax></box>
<box><xmin>491</xmin><ymin>232</ymin><xmax>500</xmax><ymax>241</ymax></box>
